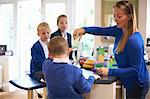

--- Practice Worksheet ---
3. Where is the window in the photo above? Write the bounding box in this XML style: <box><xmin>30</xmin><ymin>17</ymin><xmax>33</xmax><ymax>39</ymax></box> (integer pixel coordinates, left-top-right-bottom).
<box><xmin>75</xmin><ymin>0</ymin><xmax>95</xmax><ymax>57</ymax></box>
<box><xmin>45</xmin><ymin>3</ymin><xmax>66</xmax><ymax>33</ymax></box>
<box><xmin>0</xmin><ymin>4</ymin><xmax>13</xmax><ymax>51</ymax></box>
<box><xmin>17</xmin><ymin>0</ymin><xmax>41</xmax><ymax>77</ymax></box>
<box><xmin>0</xmin><ymin>0</ymin><xmax>97</xmax><ymax>79</ymax></box>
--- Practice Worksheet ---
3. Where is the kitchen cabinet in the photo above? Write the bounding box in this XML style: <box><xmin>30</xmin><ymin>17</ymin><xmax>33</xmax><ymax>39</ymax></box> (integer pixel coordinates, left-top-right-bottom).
<box><xmin>0</xmin><ymin>56</ymin><xmax>19</xmax><ymax>92</ymax></box>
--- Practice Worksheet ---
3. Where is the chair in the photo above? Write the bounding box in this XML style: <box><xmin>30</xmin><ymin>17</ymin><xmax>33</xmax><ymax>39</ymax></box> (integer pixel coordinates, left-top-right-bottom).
<box><xmin>9</xmin><ymin>76</ymin><xmax>46</xmax><ymax>99</ymax></box>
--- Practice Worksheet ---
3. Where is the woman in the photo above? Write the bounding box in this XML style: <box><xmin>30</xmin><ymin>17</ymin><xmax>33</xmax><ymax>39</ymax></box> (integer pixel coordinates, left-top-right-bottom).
<box><xmin>73</xmin><ymin>1</ymin><xmax>149</xmax><ymax>99</ymax></box>
<box><xmin>50</xmin><ymin>14</ymin><xmax>73</xmax><ymax>60</ymax></box>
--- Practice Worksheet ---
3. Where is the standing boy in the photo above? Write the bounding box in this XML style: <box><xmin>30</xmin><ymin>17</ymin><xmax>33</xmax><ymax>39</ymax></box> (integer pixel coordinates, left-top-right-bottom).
<box><xmin>43</xmin><ymin>36</ymin><xmax>97</xmax><ymax>99</ymax></box>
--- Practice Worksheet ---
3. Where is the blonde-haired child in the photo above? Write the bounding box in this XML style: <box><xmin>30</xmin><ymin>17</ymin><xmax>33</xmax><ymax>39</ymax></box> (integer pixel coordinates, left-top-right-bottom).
<box><xmin>30</xmin><ymin>22</ymin><xmax>51</xmax><ymax>80</ymax></box>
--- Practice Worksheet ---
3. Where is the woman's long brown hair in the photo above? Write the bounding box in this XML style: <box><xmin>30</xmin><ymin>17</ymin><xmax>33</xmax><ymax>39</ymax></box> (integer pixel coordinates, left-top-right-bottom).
<box><xmin>114</xmin><ymin>1</ymin><xmax>138</xmax><ymax>53</ymax></box>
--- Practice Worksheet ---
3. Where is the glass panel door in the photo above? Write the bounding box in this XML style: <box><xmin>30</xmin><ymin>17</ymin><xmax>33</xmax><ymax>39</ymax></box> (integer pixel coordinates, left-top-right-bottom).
<box><xmin>0</xmin><ymin>4</ymin><xmax>13</xmax><ymax>51</ymax></box>
<box><xmin>75</xmin><ymin>0</ymin><xmax>95</xmax><ymax>57</ymax></box>
<box><xmin>17</xmin><ymin>0</ymin><xmax>41</xmax><ymax>78</ymax></box>
<box><xmin>45</xmin><ymin>2</ymin><xmax>66</xmax><ymax>33</ymax></box>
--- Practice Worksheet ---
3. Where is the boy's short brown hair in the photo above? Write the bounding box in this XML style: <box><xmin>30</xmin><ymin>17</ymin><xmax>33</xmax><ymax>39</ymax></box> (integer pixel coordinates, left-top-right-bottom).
<box><xmin>48</xmin><ymin>36</ymin><xmax>68</xmax><ymax>56</ymax></box>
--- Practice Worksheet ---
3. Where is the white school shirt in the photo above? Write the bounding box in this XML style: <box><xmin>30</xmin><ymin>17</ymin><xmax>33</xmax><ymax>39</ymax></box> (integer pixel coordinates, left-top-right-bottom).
<box><xmin>39</xmin><ymin>39</ymin><xmax>48</xmax><ymax>58</ymax></box>
<box><xmin>61</xmin><ymin>32</ymin><xmax>68</xmax><ymax>42</ymax></box>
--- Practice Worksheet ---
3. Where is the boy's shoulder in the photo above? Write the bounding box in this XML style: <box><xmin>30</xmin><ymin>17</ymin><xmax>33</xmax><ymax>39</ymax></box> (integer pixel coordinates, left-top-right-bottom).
<box><xmin>43</xmin><ymin>58</ymin><xmax>52</xmax><ymax>64</ymax></box>
<box><xmin>43</xmin><ymin>59</ymin><xmax>80</xmax><ymax>70</ymax></box>
<box><xmin>68</xmin><ymin>64</ymin><xmax>82</xmax><ymax>73</ymax></box>
<box><xmin>42</xmin><ymin>58</ymin><xmax>53</xmax><ymax>69</ymax></box>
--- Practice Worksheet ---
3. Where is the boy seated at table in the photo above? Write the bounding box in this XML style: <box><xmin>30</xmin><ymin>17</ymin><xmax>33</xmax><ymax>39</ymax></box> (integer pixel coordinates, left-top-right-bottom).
<box><xmin>42</xmin><ymin>36</ymin><xmax>98</xmax><ymax>99</ymax></box>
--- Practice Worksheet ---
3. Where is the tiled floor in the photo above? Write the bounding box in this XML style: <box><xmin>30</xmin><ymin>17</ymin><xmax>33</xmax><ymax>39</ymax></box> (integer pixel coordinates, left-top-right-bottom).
<box><xmin>1</xmin><ymin>89</ymin><xmax>150</xmax><ymax>99</ymax></box>
<box><xmin>0</xmin><ymin>89</ymin><xmax>43</xmax><ymax>99</ymax></box>
<box><xmin>0</xmin><ymin>90</ymin><xmax>26</xmax><ymax>99</ymax></box>
<box><xmin>0</xmin><ymin>92</ymin><xmax>7</xmax><ymax>96</ymax></box>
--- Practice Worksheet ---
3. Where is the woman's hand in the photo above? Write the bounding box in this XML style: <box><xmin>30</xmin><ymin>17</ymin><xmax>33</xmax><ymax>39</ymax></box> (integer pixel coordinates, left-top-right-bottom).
<box><xmin>68</xmin><ymin>48</ymin><xmax>73</xmax><ymax>52</ymax></box>
<box><xmin>96</xmin><ymin>67</ymin><xmax>109</xmax><ymax>76</ymax></box>
<box><xmin>73</xmin><ymin>28</ymin><xmax>85</xmax><ymax>40</ymax></box>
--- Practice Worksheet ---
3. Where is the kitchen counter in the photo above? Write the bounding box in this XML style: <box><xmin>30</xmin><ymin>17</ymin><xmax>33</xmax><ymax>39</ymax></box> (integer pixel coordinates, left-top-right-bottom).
<box><xmin>82</xmin><ymin>69</ymin><xmax>121</xmax><ymax>99</ymax></box>
<box><xmin>94</xmin><ymin>76</ymin><xmax>117</xmax><ymax>84</ymax></box>
<box><xmin>87</xmin><ymin>78</ymin><xmax>118</xmax><ymax>99</ymax></box>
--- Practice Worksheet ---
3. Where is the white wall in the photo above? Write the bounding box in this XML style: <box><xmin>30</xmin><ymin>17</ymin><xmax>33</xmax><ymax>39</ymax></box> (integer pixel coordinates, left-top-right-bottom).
<box><xmin>138</xmin><ymin>0</ymin><xmax>147</xmax><ymax>45</ymax></box>
<box><xmin>146</xmin><ymin>0</ymin><xmax>150</xmax><ymax>38</ymax></box>
<box><xmin>0</xmin><ymin>56</ymin><xmax>19</xmax><ymax>92</ymax></box>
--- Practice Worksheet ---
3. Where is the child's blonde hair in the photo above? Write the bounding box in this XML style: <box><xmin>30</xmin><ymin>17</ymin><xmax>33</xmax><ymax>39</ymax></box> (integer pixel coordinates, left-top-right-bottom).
<box><xmin>48</xmin><ymin>36</ymin><xmax>68</xmax><ymax>57</ymax></box>
<box><xmin>37</xmin><ymin>22</ymin><xmax>50</xmax><ymax>33</ymax></box>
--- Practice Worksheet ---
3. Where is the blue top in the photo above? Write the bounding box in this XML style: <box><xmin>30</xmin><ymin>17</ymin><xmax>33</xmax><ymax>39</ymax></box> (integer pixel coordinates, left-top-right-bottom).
<box><xmin>42</xmin><ymin>58</ymin><xmax>95</xmax><ymax>99</ymax></box>
<box><xmin>30</xmin><ymin>40</ymin><xmax>46</xmax><ymax>76</ymax></box>
<box><xmin>83</xmin><ymin>25</ymin><xmax>149</xmax><ymax>89</ymax></box>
